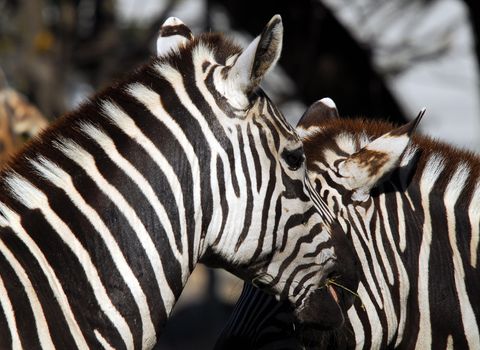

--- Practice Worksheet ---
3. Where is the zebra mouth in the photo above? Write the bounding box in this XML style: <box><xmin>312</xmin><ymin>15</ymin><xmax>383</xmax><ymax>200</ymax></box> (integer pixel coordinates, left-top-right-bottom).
<box><xmin>292</xmin><ymin>272</ymin><xmax>358</xmax><ymax>332</ymax></box>
<box><xmin>293</xmin><ymin>285</ymin><xmax>345</xmax><ymax>330</ymax></box>
<box><xmin>328</xmin><ymin>284</ymin><xmax>339</xmax><ymax>304</ymax></box>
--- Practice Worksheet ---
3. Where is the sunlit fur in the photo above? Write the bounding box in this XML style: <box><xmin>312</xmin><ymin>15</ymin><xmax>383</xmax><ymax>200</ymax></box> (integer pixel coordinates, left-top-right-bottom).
<box><xmin>0</xmin><ymin>20</ymin><xmax>345</xmax><ymax>349</ymax></box>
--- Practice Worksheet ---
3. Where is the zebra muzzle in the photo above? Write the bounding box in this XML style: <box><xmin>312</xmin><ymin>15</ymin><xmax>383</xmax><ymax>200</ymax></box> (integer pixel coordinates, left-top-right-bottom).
<box><xmin>293</xmin><ymin>285</ymin><xmax>345</xmax><ymax>330</ymax></box>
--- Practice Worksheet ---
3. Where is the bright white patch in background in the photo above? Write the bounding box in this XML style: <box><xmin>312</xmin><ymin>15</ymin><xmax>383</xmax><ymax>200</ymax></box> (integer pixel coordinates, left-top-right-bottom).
<box><xmin>115</xmin><ymin>0</ymin><xmax>168</xmax><ymax>25</ymax></box>
<box><xmin>322</xmin><ymin>0</ymin><xmax>480</xmax><ymax>151</ymax></box>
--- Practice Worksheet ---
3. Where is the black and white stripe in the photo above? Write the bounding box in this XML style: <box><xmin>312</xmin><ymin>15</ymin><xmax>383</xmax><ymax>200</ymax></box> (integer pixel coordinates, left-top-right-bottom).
<box><xmin>0</xmin><ymin>18</ymin><xmax>352</xmax><ymax>349</ymax></box>
<box><xmin>215</xmin><ymin>99</ymin><xmax>480</xmax><ymax>349</ymax></box>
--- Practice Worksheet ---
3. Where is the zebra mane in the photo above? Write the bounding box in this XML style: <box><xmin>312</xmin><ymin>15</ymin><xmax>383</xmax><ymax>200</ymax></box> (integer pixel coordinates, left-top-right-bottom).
<box><xmin>304</xmin><ymin>117</ymin><xmax>480</xmax><ymax>199</ymax></box>
<box><xmin>0</xmin><ymin>32</ymin><xmax>243</xmax><ymax>180</ymax></box>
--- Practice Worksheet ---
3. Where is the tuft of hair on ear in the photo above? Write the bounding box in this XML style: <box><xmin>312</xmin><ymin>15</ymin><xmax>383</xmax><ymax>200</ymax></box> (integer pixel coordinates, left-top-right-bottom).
<box><xmin>390</xmin><ymin>107</ymin><xmax>425</xmax><ymax>137</ymax></box>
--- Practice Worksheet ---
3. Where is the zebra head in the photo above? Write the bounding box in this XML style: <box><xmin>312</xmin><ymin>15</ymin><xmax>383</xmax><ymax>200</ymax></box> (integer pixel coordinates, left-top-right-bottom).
<box><xmin>154</xmin><ymin>17</ymin><xmax>353</xmax><ymax>325</ymax></box>
<box><xmin>297</xmin><ymin>98</ymin><xmax>424</xmax><ymax>205</ymax></box>
<box><xmin>293</xmin><ymin>99</ymin><xmax>424</xmax><ymax>329</ymax></box>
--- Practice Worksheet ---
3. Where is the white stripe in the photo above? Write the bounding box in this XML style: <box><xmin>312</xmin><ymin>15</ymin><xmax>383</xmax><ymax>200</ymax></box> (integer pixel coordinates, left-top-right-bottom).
<box><xmin>348</xmin><ymin>206</ymin><xmax>383</xmax><ymax>308</ymax></box>
<box><xmin>415</xmin><ymin>154</ymin><xmax>445</xmax><ymax>349</ymax></box>
<box><xmin>296</xmin><ymin>126</ymin><xmax>321</xmax><ymax>140</ymax></box>
<box><xmin>0</xmin><ymin>202</ymin><xmax>89</xmax><ymax>349</ymax></box>
<box><xmin>126</xmin><ymin>83</ymin><xmax>203</xmax><ymax>265</ymax></box>
<box><xmin>469</xmin><ymin>181</ymin><xmax>480</xmax><ymax>268</ymax></box>
<box><xmin>374</xmin><ymin>199</ymin><xmax>394</xmax><ymax>285</ymax></box>
<box><xmin>377</xmin><ymin>195</ymin><xmax>401</xmax><ymax>343</ymax></box>
<box><xmin>0</xmin><ymin>272</ymin><xmax>22</xmax><ymax>349</ymax></box>
<box><xmin>396</xmin><ymin>190</ymin><xmax>407</xmax><ymax>252</ymax></box>
<box><xmin>94</xmin><ymin>329</ymin><xmax>116</xmax><ymax>350</ymax></box>
<box><xmin>358</xmin><ymin>282</ymin><xmax>383</xmax><ymax>350</ymax></box>
<box><xmin>444</xmin><ymin>165</ymin><xmax>480</xmax><ymax>348</ymax></box>
<box><xmin>5</xmin><ymin>173</ymin><xmax>134</xmax><ymax>349</ymax></box>
<box><xmin>53</xmin><ymin>138</ymin><xmax>177</xmax><ymax>314</ymax></box>
<box><xmin>447</xmin><ymin>335</ymin><xmax>454</xmax><ymax>349</ymax></box>
<box><xmin>347</xmin><ymin>305</ymin><xmax>364</xmax><ymax>350</ymax></box>
<box><xmin>31</xmin><ymin>156</ymin><xmax>156</xmax><ymax>349</ymax></box>
<box><xmin>0</xmin><ymin>239</ymin><xmax>55</xmax><ymax>349</ymax></box>
<box><xmin>399</xmin><ymin>144</ymin><xmax>417</xmax><ymax>167</ymax></box>
<box><xmin>392</xmin><ymin>213</ymin><xmax>411</xmax><ymax>347</ymax></box>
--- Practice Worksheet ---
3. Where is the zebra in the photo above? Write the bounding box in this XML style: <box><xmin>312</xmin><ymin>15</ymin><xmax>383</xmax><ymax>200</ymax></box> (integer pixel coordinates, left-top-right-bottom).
<box><xmin>215</xmin><ymin>98</ymin><xmax>480</xmax><ymax>349</ymax></box>
<box><xmin>0</xmin><ymin>17</ymin><xmax>358</xmax><ymax>349</ymax></box>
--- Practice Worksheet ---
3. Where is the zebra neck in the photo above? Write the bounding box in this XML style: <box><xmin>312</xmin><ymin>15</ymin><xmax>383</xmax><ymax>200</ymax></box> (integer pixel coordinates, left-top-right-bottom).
<box><xmin>0</xmin><ymin>100</ymin><xmax>214</xmax><ymax>346</ymax></box>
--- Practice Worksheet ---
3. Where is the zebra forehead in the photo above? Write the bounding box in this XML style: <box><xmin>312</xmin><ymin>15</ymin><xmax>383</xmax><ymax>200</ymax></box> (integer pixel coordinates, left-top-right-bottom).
<box><xmin>165</xmin><ymin>32</ymin><xmax>242</xmax><ymax>65</ymax></box>
<box><xmin>334</xmin><ymin>132</ymin><xmax>358</xmax><ymax>154</ymax></box>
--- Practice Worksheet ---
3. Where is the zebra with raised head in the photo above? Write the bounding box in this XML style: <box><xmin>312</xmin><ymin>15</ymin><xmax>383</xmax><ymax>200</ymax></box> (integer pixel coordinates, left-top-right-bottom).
<box><xmin>215</xmin><ymin>98</ymin><xmax>480</xmax><ymax>349</ymax></box>
<box><xmin>0</xmin><ymin>17</ymin><xmax>358</xmax><ymax>349</ymax></box>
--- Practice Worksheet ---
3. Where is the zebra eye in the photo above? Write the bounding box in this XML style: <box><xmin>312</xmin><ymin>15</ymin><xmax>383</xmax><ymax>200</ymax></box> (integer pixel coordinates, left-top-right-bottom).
<box><xmin>282</xmin><ymin>147</ymin><xmax>305</xmax><ymax>170</ymax></box>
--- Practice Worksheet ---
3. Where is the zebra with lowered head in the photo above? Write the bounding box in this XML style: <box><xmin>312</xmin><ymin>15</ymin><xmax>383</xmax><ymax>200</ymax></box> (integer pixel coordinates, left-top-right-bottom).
<box><xmin>0</xmin><ymin>18</ymin><xmax>357</xmax><ymax>349</ymax></box>
<box><xmin>215</xmin><ymin>98</ymin><xmax>480</xmax><ymax>349</ymax></box>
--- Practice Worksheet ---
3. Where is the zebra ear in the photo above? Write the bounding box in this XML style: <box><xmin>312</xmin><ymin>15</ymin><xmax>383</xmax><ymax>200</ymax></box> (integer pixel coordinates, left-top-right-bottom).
<box><xmin>227</xmin><ymin>15</ymin><xmax>283</xmax><ymax>95</ymax></box>
<box><xmin>296</xmin><ymin>97</ymin><xmax>340</xmax><ymax>138</ymax></box>
<box><xmin>156</xmin><ymin>17</ymin><xmax>193</xmax><ymax>57</ymax></box>
<box><xmin>296</xmin><ymin>98</ymin><xmax>339</xmax><ymax>138</ymax></box>
<box><xmin>297</xmin><ymin>98</ymin><xmax>339</xmax><ymax>128</ymax></box>
<box><xmin>337</xmin><ymin>109</ymin><xmax>425</xmax><ymax>201</ymax></box>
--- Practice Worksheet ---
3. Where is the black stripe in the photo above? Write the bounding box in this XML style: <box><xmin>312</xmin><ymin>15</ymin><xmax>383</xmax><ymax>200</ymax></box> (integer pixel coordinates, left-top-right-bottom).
<box><xmin>212</xmin><ymin>155</ymin><xmax>229</xmax><ymax>248</ymax></box>
<box><xmin>247</xmin><ymin>123</ymin><xmax>263</xmax><ymax>192</ymax></box>
<box><xmin>234</xmin><ymin>125</ymin><xmax>254</xmax><ymax>251</ymax></box>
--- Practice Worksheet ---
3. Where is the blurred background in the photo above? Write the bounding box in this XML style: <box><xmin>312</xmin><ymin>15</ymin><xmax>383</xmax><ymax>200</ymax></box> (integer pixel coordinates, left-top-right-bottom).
<box><xmin>0</xmin><ymin>0</ymin><xmax>479</xmax><ymax>348</ymax></box>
